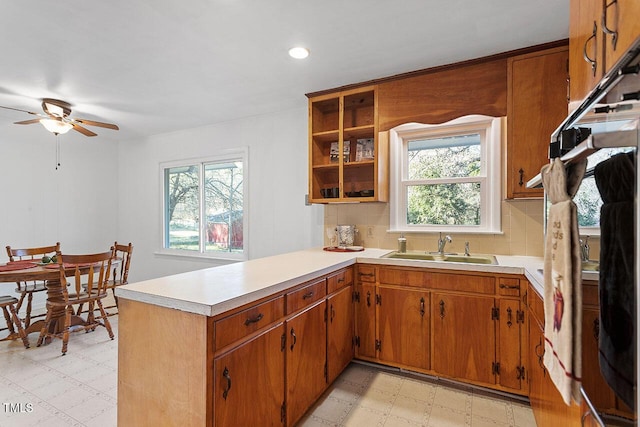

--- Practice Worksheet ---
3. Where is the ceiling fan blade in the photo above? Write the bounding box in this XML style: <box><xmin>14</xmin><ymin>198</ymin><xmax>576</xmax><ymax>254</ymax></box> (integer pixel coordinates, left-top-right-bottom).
<box><xmin>0</xmin><ymin>105</ymin><xmax>41</xmax><ymax>116</ymax></box>
<box><xmin>71</xmin><ymin>123</ymin><xmax>97</xmax><ymax>137</ymax></box>
<box><xmin>73</xmin><ymin>118</ymin><xmax>119</xmax><ymax>130</ymax></box>
<box><xmin>14</xmin><ymin>118</ymin><xmax>42</xmax><ymax>125</ymax></box>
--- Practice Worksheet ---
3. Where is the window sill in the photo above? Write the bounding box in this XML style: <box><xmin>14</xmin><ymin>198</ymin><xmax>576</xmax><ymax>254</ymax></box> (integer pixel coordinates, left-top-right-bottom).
<box><xmin>388</xmin><ymin>228</ymin><xmax>504</xmax><ymax>235</ymax></box>
<box><xmin>154</xmin><ymin>249</ymin><xmax>245</xmax><ymax>263</ymax></box>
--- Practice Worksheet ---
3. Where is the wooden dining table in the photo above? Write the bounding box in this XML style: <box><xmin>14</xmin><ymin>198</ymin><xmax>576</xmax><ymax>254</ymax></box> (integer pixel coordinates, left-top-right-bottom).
<box><xmin>0</xmin><ymin>258</ymin><xmax>118</xmax><ymax>342</ymax></box>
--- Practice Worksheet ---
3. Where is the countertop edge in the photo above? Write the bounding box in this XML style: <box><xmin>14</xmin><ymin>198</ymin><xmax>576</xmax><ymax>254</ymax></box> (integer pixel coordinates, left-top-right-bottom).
<box><xmin>117</xmin><ymin>247</ymin><xmax>598</xmax><ymax>316</ymax></box>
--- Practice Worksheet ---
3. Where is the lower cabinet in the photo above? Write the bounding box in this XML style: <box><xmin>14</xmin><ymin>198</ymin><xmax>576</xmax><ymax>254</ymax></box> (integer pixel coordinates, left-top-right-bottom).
<box><xmin>354</xmin><ymin>281</ymin><xmax>376</xmax><ymax>359</ymax></box>
<box><xmin>528</xmin><ymin>307</ymin><xmax>581</xmax><ymax>426</ymax></box>
<box><xmin>377</xmin><ymin>285</ymin><xmax>430</xmax><ymax>370</ymax></box>
<box><xmin>354</xmin><ymin>265</ymin><xmax>527</xmax><ymax>396</ymax></box>
<box><xmin>497</xmin><ymin>298</ymin><xmax>525</xmax><ymax>392</ymax></box>
<box><xmin>432</xmin><ymin>292</ymin><xmax>496</xmax><ymax>385</ymax></box>
<box><xmin>286</xmin><ymin>300</ymin><xmax>327</xmax><ymax>426</ymax></box>
<box><xmin>327</xmin><ymin>285</ymin><xmax>355</xmax><ymax>384</ymax></box>
<box><xmin>213</xmin><ymin>322</ymin><xmax>286</xmax><ymax>427</ymax></box>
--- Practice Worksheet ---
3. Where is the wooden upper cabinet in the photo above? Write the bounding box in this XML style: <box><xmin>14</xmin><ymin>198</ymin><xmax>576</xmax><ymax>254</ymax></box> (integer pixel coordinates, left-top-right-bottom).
<box><xmin>308</xmin><ymin>86</ymin><xmax>388</xmax><ymax>203</ymax></box>
<box><xmin>569</xmin><ymin>0</ymin><xmax>640</xmax><ymax>110</ymax></box>
<box><xmin>506</xmin><ymin>46</ymin><xmax>569</xmax><ymax>199</ymax></box>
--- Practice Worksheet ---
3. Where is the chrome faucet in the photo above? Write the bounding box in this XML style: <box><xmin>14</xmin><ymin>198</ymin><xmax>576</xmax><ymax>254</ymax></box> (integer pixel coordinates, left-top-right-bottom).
<box><xmin>580</xmin><ymin>236</ymin><xmax>590</xmax><ymax>262</ymax></box>
<box><xmin>437</xmin><ymin>232</ymin><xmax>452</xmax><ymax>255</ymax></box>
<box><xmin>464</xmin><ymin>241</ymin><xmax>470</xmax><ymax>256</ymax></box>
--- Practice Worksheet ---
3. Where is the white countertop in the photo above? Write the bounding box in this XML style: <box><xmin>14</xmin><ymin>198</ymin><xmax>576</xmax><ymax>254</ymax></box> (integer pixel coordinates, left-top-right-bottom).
<box><xmin>116</xmin><ymin>247</ymin><xmax>599</xmax><ymax>316</ymax></box>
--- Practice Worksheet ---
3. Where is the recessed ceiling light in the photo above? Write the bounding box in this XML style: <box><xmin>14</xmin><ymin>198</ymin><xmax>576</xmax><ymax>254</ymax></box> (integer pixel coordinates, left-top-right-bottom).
<box><xmin>288</xmin><ymin>47</ymin><xmax>310</xmax><ymax>59</ymax></box>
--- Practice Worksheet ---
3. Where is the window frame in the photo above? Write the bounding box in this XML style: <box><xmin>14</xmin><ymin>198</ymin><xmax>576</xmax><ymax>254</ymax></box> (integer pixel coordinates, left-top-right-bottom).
<box><xmin>389</xmin><ymin>115</ymin><xmax>503</xmax><ymax>234</ymax></box>
<box><xmin>159</xmin><ymin>147</ymin><xmax>249</xmax><ymax>261</ymax></box>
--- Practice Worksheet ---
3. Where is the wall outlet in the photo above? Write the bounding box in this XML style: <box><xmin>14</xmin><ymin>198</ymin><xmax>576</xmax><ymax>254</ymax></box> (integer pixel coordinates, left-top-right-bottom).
<box><xmin>367</xmin><ymin>226</ymin><xmax>373</xmax><ymax>237</ymax></box>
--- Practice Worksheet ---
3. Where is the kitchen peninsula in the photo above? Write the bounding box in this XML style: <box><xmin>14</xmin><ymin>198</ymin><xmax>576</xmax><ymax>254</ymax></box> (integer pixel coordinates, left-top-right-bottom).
<box><xmin>115</xmin><ymin>247</ymin><xmax>586</xmax><ymax>426</ymax></box>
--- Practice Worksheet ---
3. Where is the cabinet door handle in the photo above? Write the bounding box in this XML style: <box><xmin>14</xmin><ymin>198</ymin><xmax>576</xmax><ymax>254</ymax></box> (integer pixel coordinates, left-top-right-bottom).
<box><xmin>420</xmin><ymin>297</ymin><xmax>425</xmax><ymax>317</ymax></box>
<box><xmin>439</xmin><ymin>300</ymin><xmax>445</xmax><ymax>319</ymax></box>
<box><xmin>338</xmin><ymin>277</ymin><xmax>345</xmax><ymax>283</ymax></box>
<box><xmin>602</xmin><ymin>0</ymin><xmax>618</xmax><ymax>51</ymax></box>
<box><xmin>330</xmin><ymin>304</ymin><xmax>335</xmax><ymax>323</ymax></box>
<box><xmin>222</xmin><ymin>367</ymin><xmax>232</xmax><ymax>400</ymax></box>
<box><xmin>290</xmin><ymin>328</ymin><xmax>297</xmax><ymax>351</ymax></box>
<box><xmin>244</xmin><ymin>313</ymin><xmax>264</xmax><ymax>326</ymax></box>
<box><xmin>593</xmin><ymin>318</ymin><xmax>600</xmax><ymax>341</ymax></box>
<box><xmin>302</xmin><ymin>291</ymin><xmax>314</xmax><ymax>300</ymax></box>
<box><xmin>518</xmin><ymin>168</ymin><xmax>524</xmax><ymax>187</ymax></box>
<box><xmin>366</xmin><ymin>291</ymin><xmax>371</xmax><ymax>307</ymax></box>
<box><xmin>507</xmin><ymin>307</ymin><xmax>513</xmax><ymax>327</ymax></box>
<box><xmin>583</xmin><ymin>21</ymin><xmax>598</xmax><ymax>76</ymax></box>
<box><xmin>500</xmin><ymin>283</ymin><xmax>520</xmax><ymax>290</ymax></box>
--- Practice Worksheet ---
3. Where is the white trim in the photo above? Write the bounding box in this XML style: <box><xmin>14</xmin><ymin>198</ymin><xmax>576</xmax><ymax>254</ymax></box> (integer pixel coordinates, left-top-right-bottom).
<box><xmin>389</xmin><ymin>115</ymin><xmax>503</xmax><ymax>234</ymax></box>
<box><xmin>159</xmin><ymin>147</ymin><xmax>249</xmax><ymax>261</ymax></box>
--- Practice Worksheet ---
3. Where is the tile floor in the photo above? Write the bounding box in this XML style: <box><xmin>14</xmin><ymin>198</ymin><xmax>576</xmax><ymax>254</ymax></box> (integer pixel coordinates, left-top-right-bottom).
<box><xmin>0</xmin><ymin>315</ymin><xmax>537</xmax><ymax>427</ymax></box>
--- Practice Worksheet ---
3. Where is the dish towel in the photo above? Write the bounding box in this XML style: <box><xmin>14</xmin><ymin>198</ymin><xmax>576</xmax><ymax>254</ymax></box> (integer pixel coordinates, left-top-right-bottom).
<box><xmin>541</xmin><ymin>157</ymin><xmax>587</xmax><ymax>405</ymax></box>
<box><xmin>594</xmin><ymin>151</ymin><xmax>636</xmax><ymax>410</ymax></box>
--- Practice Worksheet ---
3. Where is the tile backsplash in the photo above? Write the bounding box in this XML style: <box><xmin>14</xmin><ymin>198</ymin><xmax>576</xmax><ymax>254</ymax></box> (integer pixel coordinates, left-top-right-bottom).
<box><xmin>324</xmin><ymin>199</ymin><xmax>600</xmax><ymax>259</ymax></box>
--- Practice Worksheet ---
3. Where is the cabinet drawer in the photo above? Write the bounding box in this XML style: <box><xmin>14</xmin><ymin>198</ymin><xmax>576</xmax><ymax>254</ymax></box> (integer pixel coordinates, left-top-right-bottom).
<box><xmin>430</xmin><ymin>272</ymin><xmax>495</xmax><ymax>294</ymax></box>
<box><xmin>215</xmin><ymin>296</ymin><xmax>285</xmax><ymax>350</ymax></box>
<box><xmin>287</xmin><ymin>278</ymin><xmax>327</xmax><ymax>313</ymax></box>
<box><xmin>357</xmin><ymin>265</ymin><xmax>376</xmax><ymax>283</ymax></box>
<box><xmin>327</xmin><ymin>268</ymin><xmax>352</xmax><ymax>294</ymax></box>
<box><xmin>379</xmin><ymin>267</ymin><xmax>427</xmax><ymax>288</ymax></box>
<box><xmin>528</xmin><ymin>286</ymin><xmax>545</xmax><ymax>325</ymax></box>
<box><xmin>498</xmin><ymin>277</ymin><xmax>521</xmax><ymax>296</ymax></box>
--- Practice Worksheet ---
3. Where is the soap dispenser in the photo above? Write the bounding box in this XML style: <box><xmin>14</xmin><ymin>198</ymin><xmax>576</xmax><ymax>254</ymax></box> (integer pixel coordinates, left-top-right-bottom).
<box><xmin>398</xmin><ymin>233</ymin><xmax>407</xmax><ymax>253</ymax></box>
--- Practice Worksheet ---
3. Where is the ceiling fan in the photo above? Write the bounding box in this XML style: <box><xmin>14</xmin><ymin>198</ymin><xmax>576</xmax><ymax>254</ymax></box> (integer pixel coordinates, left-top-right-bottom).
<box><xmin>0</xmin><ymin>98</ymin><xmax>119</xmax><ymax>137</ymax></box>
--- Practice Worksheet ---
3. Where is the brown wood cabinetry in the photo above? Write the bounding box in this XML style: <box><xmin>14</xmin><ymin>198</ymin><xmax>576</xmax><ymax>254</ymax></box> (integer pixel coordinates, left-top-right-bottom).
<box><xmin>432</xmin><ymin>292</ymin><xmax>496</xmax><ymax>385</ymax></box>
<box><xmin>354</xmin><ymin>281</ymin><xmax>376</xmax><ymax>359</ymax></box>
<box><xmin>327</xmin><ymin>285</ymin><xmax>355</xmax><ymax>384</ymax></box>
<box><xmin>285</xmin><ymin>300</ymin><xmax>327</xmax><ymax>426</ymax></box>
<box><xmin>506</xmin><ymin>46</ymin><xmax>569</xmax><ymax>199</ymax></box>
<box><xmin>214</xmin><ymin>323</ymin><xmax>286</xmax><ymax>427</ymax></box>
<box><xmin>377</xmin><ymin>285</ymin><xmax>430</xmax><ymax>370</ymax></box>
<box><xmin>527</xmin><ymin>284</ymin><xmax>581</xmax><ymax>426</ymax></box>
<box><xmin>356</xmin><ymin>265</ymin><xmax>527</xmax><ymax>395</ymax></box>
<box><xmin>308</xmin><ymin>86</ymin><xmax>388</xmax><ymax>203</ymax></box>
<box><xmin>497</xmin><ymin>298</ymin><xmax>526</xmax><ymax>391</ymax></box>
<box><xmin>569</xmin><ymin>0</ymin><xmax>640</xmax><ymax>109</ymax></box>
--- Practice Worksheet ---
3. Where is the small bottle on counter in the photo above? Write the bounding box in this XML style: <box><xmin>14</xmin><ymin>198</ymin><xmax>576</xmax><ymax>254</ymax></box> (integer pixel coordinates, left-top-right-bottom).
<box><xmin>398</xmin><ymin>234</ymin><xmax>407</xmax><ymax>253</ymax></box>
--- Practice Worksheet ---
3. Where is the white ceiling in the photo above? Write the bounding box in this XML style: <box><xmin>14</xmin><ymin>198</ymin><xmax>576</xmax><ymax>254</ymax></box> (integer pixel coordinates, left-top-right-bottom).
<box><xmin>0</xmin><ymin>0</ymin><xmax>569</xmax><ymax>142</ymax></box>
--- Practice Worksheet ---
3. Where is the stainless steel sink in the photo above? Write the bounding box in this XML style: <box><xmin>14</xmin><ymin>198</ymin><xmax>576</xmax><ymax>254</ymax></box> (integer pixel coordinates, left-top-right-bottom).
<box><xmin>383</xmin><ymin>251</ymin><xmax>498</xmax><ymax>265</ymax></box>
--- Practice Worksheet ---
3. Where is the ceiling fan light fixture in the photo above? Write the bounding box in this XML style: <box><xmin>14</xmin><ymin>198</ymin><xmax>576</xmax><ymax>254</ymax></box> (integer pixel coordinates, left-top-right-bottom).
<box><xmin>288</xmin><ymin>47</ymin><xmax>309</xmax><ymax>59</ymax></box>
<box><xmin>43</xmin><ymin>102</ymin><xmax>65</xmax><ymax>117</ymax></box>
<box><xmin>39</xmin><ymin>119</ymin><xmax>73</xmax><ymax>135</ymax></box>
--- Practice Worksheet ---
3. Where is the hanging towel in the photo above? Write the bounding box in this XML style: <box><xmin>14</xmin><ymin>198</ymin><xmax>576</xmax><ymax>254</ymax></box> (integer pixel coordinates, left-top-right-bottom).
<box><xmin>594</xmin><ymin>151</ymin><xmax>636</xmax><ymax>410</ymax></box>
<box><xmin>541</xmin><ymin>157</ymin><xmax>587</xmax><ymax>405</ymax></box>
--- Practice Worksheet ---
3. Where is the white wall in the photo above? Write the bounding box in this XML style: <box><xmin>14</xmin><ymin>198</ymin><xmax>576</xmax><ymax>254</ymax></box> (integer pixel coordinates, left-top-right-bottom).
<box><xmin>0</xmin><ymin>124</ymin><xmax>118</xmax><ymax>255</ymax></box>
<box><xmin>116</xmin><ymin>106</ymin><xmax>324</xmax><ymax>282</ymax></box>
<box><xmin>0</xmin><ymin>122</ymin><xmax>119</xmax><ymax>312</ymax></box>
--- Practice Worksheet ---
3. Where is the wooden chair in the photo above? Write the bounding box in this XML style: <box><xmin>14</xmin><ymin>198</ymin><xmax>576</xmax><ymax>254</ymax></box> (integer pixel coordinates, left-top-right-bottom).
<box><xmin>0</xmin><ymin>295</ymin><xmax>30</xmax><ymax>348</ymax></box>
<box><xmin>78</xmin><ymin>241</ymin><xmax>133</xmax><ymax>316</ymax></box>
<box><xmin>37</xmin><ymin>249</ymin><xmax>115</xmax><ymax>355</ymax></box>
<box><xmin>5</xmin><ymin>242</ymin><xmax>60</xmax><ymax>329</ymax></box>
<box><xmin>107</xmin><ymin>241</ymin><xmax>133</xmax><ymax>311</ymax></box>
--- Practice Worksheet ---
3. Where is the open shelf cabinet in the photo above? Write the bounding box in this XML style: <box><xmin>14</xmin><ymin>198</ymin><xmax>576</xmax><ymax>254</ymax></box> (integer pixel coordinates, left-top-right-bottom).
<box><xmin>308</xmin><ymin>86</ymin><xmax>388</xmax><ymax>203</ymax></box>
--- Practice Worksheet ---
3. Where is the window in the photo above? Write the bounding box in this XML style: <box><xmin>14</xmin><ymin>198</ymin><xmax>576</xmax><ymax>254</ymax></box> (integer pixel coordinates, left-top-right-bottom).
<box><xmin>161</xmin><ymin>149</ymin><xmax>248</xmax><ymax>260</ymax></box>
<box><xmin>389</xmin><ymin>115</ymin><xmax>503</xmax><ymax>233</ymax></box>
